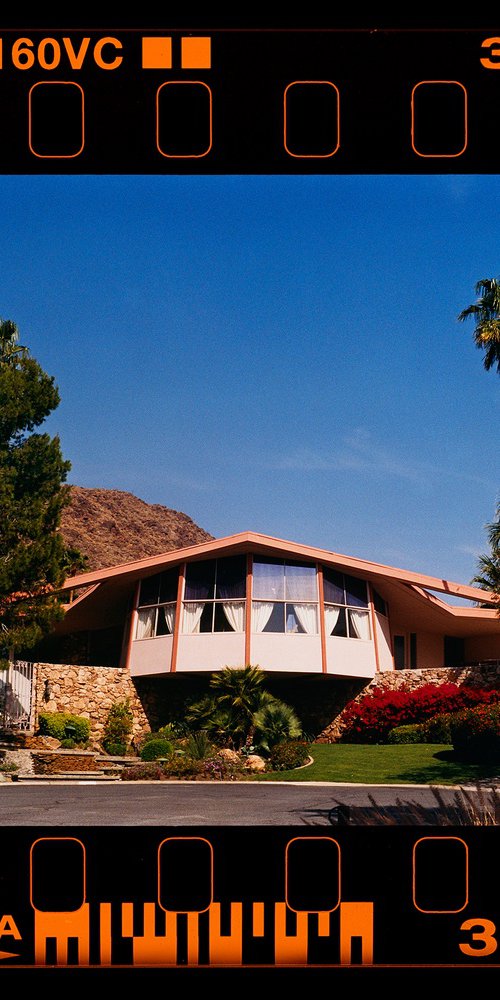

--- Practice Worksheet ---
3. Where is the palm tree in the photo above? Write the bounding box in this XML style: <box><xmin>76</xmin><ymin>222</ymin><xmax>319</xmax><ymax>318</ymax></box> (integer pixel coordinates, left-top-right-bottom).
<box><xmin>458</xmin><ymin>278</ymin><xmax>500</xmax><ymax>374</ymax></box>
<box><xmin>471</xmin><ymin>501</ymin><xmax>500</xmax><ymax>609</ymax></box>
<box><xmin>0</xmin><ymin>318</ymin><xmax>27</xmax><ymax>363</ymax></box>
<box><xmin>253</xmin><ymin>700</ymin><xmax>302</xmax><ymax>754</ymax></box>
<box><xmin>209</xmin><ymin>665</ymin><xmax>274</xmax><ymax>748</ymax></box>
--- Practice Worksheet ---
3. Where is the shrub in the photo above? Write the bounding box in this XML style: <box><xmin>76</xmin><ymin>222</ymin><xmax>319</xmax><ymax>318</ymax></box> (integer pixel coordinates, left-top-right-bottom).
<box><xmin>59</xmin><ymin>738</ymin><xmax>76</xmax><ymax>749</ymax></box>
<box><xmin>253</xmin><ymin>700</ymin><xmax>302</xmax><ymax>754</ymax></box>
<box><xmin>161</xmin><ymin>757</ymin><xmax>205</xmax><ymax>778</ymax></box>
<box><xmin>387</xmin><ymin>723</ymin><xmax>427</xmax><ymax>744</ymax></box>
<box><xmin>104</xmin><ymin>741</ymin><xmax>128</xmax><ymax>756</ymax></box>
<box><xmin>269</xmin><ymin>740</ymin><xmax>311</xmax><ymax>772</ymax></box>
<box><xmin>38</xmin><ymin>711</ymin><xmax>90</xmax><ymax>744</ymax></box>
<box><xmin>201</xmin><ymin>756</ymin><xmax>246</xmax><ymax>780</ymax></box>
<box><xmin>121</xmin><ymin>763</ymin><xmax>166</xmax><ymax>781</ymax></box>
<box><xmin>449</xmin><ymin>704</ymin><xmax>500</xmax><ymax>760</ymax></box>
<box><xmin>102</xmin><ymin>699</ymin><xmax>134</xmax><ymax>754</ymax></box>
<box><xmin>0</xmin><ymin>761</ymin><xmax>18</xmax><ymax>772</ymax></box>
<box><xmin>139</xmin><ymin>737</ymin><xmax>173</xmax><ymax>762</ymax></box>
<box><xmin>340</xmin><ymin>684</ymin><xmax>500</xmax><ymax>743</ymax></box>
<box><xmin>422</xmin><ymin>711</ymin><xmax>456</xmax><ymax>744</ymax></box>
<box><xmin>186</xmin><ymin>731</ymin><xmax>216</xmax><ymax>760</ymax></box>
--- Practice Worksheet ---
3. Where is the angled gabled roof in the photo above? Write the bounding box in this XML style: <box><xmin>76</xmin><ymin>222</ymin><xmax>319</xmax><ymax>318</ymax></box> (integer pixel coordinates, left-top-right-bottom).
<box><xmin>60</xmin><ymin>529</ymin><xmax>497</xmax><ymax>606</ymax></box>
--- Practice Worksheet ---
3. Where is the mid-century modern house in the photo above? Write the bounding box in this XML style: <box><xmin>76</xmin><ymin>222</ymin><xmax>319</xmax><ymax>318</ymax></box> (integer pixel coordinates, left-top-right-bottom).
<box><xmin>48</xmin><ymin>531</ymin><xmax>500</xmax><ymax>682</ymax></box>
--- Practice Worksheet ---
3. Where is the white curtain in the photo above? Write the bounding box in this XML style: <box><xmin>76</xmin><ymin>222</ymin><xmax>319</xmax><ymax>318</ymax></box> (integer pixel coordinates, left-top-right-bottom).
<box><xmin>222</xmin><ymin>601</ymin><xmax>245</xmax><ymax>632</ymax></box>
<box><xmin>349</xmin><ymin>610</ymin><xmax>370</xmax><ymax>640</ymax></box>
<box><xmin>285</xmin><ymin>564</ymin><xmax>317</xmax><ymax>602</ymax></box>
<box><xmin>252</xmin><ymin>602</ymin><xmax>274</xmax><ymax>632</ymax></box>
<box><xmin>324</xmin><ymin>605</ymin><xmax>340</xmax><ymax>636</ymax></box>
<box><xmin>182</xmin><ymin>602</ymin><xmax>205</xmax><ymax>634</ymax></box>
<box><xmin>292</xmin><ymin>603</ymin><xmax>318</xmax><ymax>634</ymax></box>
<box><xmin>136</xmin><ymin>608</ymin><xmax>155</xmax><ymax>639</ymax></box>
<box><xmin>162</xmin><ymin>604</ymin><xmax>176</xmax><ymax>634</ymax></box>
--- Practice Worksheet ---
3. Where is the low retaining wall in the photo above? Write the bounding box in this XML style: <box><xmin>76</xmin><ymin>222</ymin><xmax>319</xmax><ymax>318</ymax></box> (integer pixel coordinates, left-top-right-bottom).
<box><xmin>317</xmin><ymin>663</ymin><xmax>500</xmax><ymax>742</ymax></box>
<box><xmin>32</xmin><ymin>663</ymin><xmax>152</xmax><ymax>741</ymax></box>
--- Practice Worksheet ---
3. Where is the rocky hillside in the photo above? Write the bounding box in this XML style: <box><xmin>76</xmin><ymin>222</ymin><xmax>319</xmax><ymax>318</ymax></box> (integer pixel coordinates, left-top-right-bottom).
<box><xmin>60</xmin><ymin>486</ymin><xmax>214</xmax><ymax>571</ymax></box>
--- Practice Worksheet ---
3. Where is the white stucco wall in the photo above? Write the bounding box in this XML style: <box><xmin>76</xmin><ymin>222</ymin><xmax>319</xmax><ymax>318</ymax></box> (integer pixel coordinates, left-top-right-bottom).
<box><xmin>175</xmin><ymin>632</ymin><xmax>246</xmax><ymax>672</ymax></box>
<box><xmin>250</xmin><ymin>633</ymin><xmax>323</xmax><ymax>673</ymax></box>
<box><xmin>129</xmin><ymin>635</ymin><xmax>174</xmax><ymax>676</ymax></box>
<box><xmin>375</xmin><ymin>613</ymin><xmax>394</xmax><ymax>672</ymax></box>
<box><xmin>325</xmin><ymin>636</ymin><xmax>376</xmax><ymax>678</ymax></box>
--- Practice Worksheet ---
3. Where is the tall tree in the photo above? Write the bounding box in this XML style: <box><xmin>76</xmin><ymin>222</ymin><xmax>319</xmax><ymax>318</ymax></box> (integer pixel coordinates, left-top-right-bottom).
<box><xmin>458</xmin><ymin>277</ymin><xmax>500</xmax><ymax>374</ymax></box>
<box><xmin>0</xmin><ymin>318</ymin><xmax>80</xmax><ymax>665</ymax></box>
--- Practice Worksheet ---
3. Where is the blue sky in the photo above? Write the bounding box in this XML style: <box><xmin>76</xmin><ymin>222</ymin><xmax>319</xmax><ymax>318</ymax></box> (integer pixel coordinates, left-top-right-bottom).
<box><xmin>1</xmin><ymin>173</ymin><xmax>498</xmax><ymax>586</ymax></box>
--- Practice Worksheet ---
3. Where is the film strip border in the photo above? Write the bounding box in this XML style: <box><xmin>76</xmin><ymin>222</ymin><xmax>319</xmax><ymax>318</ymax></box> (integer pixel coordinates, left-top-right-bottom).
<box><xmin>0</xmin><ymin>29</ymin><xmax>498</xmax><ymax>171</ymax></box>
<box><xmin>0</xmin><ymin>829</ymin><xmax>498</xmax><ymax>967</ymax></box>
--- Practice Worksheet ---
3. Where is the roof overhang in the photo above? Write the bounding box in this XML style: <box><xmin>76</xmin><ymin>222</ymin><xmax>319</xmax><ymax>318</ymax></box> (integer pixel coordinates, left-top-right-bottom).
<box><xmin>60</xmin><ymin>529</ymin><xmax>497</xmax><ymax>606</ymax></box>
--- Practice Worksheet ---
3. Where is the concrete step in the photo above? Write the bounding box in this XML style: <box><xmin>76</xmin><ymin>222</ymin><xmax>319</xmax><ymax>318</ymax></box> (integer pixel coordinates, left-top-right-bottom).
<box><xmin>11</xmin><ymin>772</ymin><xmax>121</xmax><ymax>782</ymax></box>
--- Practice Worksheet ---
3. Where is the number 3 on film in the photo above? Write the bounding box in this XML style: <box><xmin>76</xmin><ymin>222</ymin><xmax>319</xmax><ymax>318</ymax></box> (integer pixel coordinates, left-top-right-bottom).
<box><xmin>459</xmin><ymin>919</ymin><xmax>497</xmax><ymax>957</ymax></box>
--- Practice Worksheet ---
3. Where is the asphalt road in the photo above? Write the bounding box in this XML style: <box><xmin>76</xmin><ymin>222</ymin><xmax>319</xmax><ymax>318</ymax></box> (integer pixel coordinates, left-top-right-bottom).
<box><xmin>0</xmin><ymin>780</ymin><xmax>493</xmax><ymax>826</ymax></box>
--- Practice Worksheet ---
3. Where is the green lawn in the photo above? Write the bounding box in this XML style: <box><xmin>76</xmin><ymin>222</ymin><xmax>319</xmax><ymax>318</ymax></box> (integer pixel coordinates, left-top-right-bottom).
<box><xmin>254</xmin><ymin>744</ymin><xmax>500</xmax><ymax>785</ymax></box>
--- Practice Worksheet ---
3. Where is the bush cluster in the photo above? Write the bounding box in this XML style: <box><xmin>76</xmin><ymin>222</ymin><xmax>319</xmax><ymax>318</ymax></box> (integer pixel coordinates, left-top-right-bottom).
<box><xmin>38</xmin><ymin>711</ymin><xmax>90</xmax><ymax>744</ymax></box>
<box><xmin>388</xmin><ymin>711</ymin><xmax>457</xmax><ymax>745</ymax></box>
<box><xmin>269</xmin><ymin>740</ymin><xmax>311</xmax><ymax>771</ymax></box>
<box><xmin>102</xmin><ymin>699</ymin><xmax>134</xmax><ymax>754</ymax></box>
<box><xmin>449</xmin><ymin>704</ymin><xmax>500</xmax><ymax>760</ymax></box>
<box><xmin>340</xmin><ymin>684</ymin><xmax>500</xmax><ymax>743</ymax></box>
<box><xmin>139</xmin><ymin>738</ymin><xmax>173</xmax><ymax>762</ymax></box>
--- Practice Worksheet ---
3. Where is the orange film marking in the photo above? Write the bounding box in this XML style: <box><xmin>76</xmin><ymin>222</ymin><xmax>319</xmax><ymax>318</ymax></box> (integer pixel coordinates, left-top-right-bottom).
<box><xmin>285</xmin><ymin>837</ymin><xmax>341</xmax><ymax>913</ymax></box>
<box><xmin>158</xmin><ymin>837</ymin><xmax>213</xmax><ymax>913</ymax></box>
<box><xmin>274</xmin><ymin>902</ymin><xmax>308</xmax><ymax>965</ymax></box>
<box><xmin>252</xmin><ymin>901</ymin><xmax>265</xmax><ymax>937</ymax></box>
<box><xmin>99</xmin><ymin>903</ymin><xmax>112</xmax><ymax>965</ymax></box>
<box><xmin>209</xmin><ymin>902</ymin><xmax>243</xmax><ymax>965</ymax></box>
<box><xmin>28</xmin><ymin>81</ymin><xmax>84</xmax><ymax>159</ymax></box>
<box><xmin>284</xmin><ymin>81</ymin><xmax>340</xmax><ymax>159</ymax></box>
<box><xmin>411</xmin><ymin>81</ymin><xmax>467</xmax><ymax>158</ymax></box>
<box><xmin>181</xmin><ymin>36</ymin><xmax>211</xmax><ymax>69</ymax></box>
<box><xmin>317</xmin><ymin>911</ymin><xmax>331</xmax><ymax>937</ymax></box>
<box><xmin>142</xmin><ymin>36</ymin><xmax>172</xmax><ymax>69</ymax></box>
<box><xmin>30</xmin><ymin>837</ymin><xmax>86</xmax><ymax>911</ymax></box>
<box><xmin>156</xmin><ymin>81</ymin><xmax>212</xmax><ymax>159</ymax></box>
<box><xmin>187</xmin><ymin>912</ymin><xmax>199</xmax><ymax>965</ymax></box>
<box><xmin>121</xmin><ymin>902</ymin><xmax>134</xmax><ymax>937</ymax></box>
<box><xmin>480</xmin><ymin>37</ymin><xmax>500</xmax><ymax>69</ymax></box>
<box><xmin>131</xmin><ymin>903</ymin><xmax>177</xmax><ymax>966</ymax></box>
<box><xmin>460</xmin><ymin>918</ymin><xmax>498</xmax><ymax>957</ymax></box>
<box><xmin>34</xmin><ymin>904</ymin><xmax>90</xmax><ymax>966</ymax></box>
<box><xmin>413</xmin><ymin>836</ymin><xmax>469</xmax><ymax>913</ymax></box>
<box><xmin>339</xmin><ymin>901</ymin><xmax>374</xmax><ymax>965</ymax></box>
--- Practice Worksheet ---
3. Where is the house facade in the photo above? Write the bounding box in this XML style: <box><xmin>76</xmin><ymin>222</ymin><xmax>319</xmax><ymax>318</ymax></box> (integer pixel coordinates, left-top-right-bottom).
<box><xmin>52</xmin><ymin>531</ymin><xmax>500</xmax><ymax>682</ymax></box>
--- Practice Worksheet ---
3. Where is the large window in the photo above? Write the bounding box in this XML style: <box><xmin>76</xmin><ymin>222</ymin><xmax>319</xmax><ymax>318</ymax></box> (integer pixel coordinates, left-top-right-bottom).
<box><xmin>252</xmin><ymin>558</ymin><xmax>318</xmax><ymax>634</ymax></box>
<box><xmin>323</xmin><ymin>568</ymin><xmax>370</xmax><ymax>640</ymax></box>
<box><xmin>136</xmin><ymin>568</ymin><xmax>178</xmax><ymax>639</ymax></box>
<box><xmin>182</xmin><ymin>556</ymin><xmax>246</xmax><ymax>633</ymax></box>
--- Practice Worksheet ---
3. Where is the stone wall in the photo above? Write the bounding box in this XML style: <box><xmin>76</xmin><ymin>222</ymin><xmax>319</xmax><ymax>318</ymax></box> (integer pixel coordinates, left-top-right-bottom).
<box><xmin>32</xmin><ymin>663</ymin><xmax>152</xmax><ymax>741</ymax></box>
<box><xmin>317</xmin><ymin>663</ymin><xmax>500</xmax><ymax>742</ymax></box>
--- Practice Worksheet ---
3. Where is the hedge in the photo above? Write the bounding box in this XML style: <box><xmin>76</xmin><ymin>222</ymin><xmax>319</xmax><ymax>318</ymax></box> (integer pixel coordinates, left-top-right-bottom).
<box><xmin>38</xmin><ymin>711</ymin><xmax>90</xmax><ymax>744</ymax></box>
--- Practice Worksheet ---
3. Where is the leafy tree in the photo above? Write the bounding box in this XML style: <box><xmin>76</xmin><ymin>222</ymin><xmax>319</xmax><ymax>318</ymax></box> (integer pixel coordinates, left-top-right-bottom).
<box><xmin>0</xmin><ymin>318</ymin><xmax>82</xmax><ymax>664</ymax></box>
<box><xmin>471</xmin><ymin>501</ymin><xmax>500</xmax><ymax>609</ymax></box>
<box><xmin>458</xmin><ymin>278</ymin><xmax>500</xmax><ymax>374</ymax></box>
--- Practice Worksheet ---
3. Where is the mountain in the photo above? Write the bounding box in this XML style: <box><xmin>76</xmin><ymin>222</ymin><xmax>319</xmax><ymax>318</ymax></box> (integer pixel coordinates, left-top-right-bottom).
<box><xmin>60</xmin><ymin>486</ymin><xmax>214</xmax><ymax>571</ymax></box>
